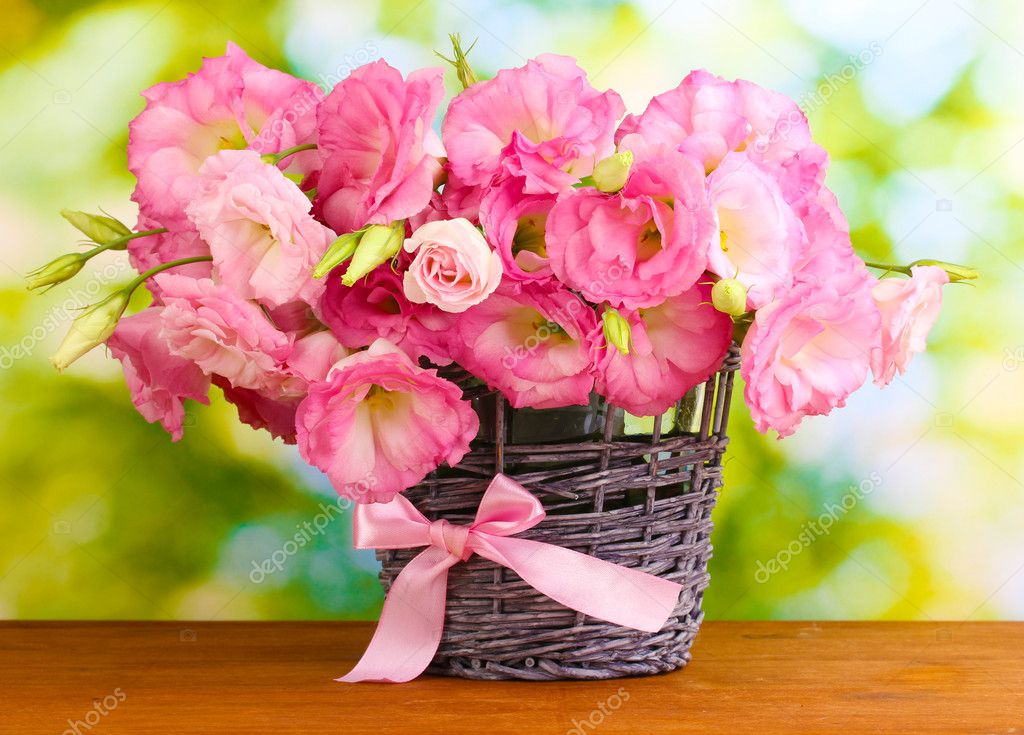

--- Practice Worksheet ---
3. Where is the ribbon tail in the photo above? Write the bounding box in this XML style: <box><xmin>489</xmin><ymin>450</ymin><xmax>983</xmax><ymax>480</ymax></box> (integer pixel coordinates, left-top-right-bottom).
<box><xmin>338</xmin><ymin>546</ymin><xmax>458</xmax><ymax>683</ymax></box>
<box><xmin>475</xmin><ymin>536</ymin><xmax>683</xmax><ymax>633</ymax></box>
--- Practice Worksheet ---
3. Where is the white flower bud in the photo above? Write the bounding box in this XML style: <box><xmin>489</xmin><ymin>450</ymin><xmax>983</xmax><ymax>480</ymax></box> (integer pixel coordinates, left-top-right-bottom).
<box><xmin>50</xmin><ymin>290</ymin><xmax>131</xmax><ymax>371</ymax></box>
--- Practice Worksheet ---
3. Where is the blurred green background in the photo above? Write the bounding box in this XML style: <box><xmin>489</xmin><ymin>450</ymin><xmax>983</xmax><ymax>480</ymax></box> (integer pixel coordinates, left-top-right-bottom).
<box><xmin>1</xmin><ymin>0</ymin><xmax>1021</xmax><ymax>621</ymax></box>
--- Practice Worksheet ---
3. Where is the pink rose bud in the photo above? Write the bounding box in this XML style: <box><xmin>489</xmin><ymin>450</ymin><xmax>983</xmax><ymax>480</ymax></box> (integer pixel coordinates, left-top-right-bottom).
<box><xmin>403</xmin><ymin>218</ymin><xmax>503</xmax><ymax>313</ymax></box>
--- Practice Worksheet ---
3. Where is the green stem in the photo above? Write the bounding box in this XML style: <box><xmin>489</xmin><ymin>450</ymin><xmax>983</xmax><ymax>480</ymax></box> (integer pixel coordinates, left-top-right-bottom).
<box><xmin>127</xmin><ymin>227</ymin><xmax>168</xmax><ymax>240</ymax></box>
<box><xmin>865</xmin><ymin>258</ymin><xmax>980</xmax><ymax>284</ymax></box>
<box><xmin>265</xmin><ymin>143</ymin><xmax>317</xmax><ymax>164</ymax></box>
<box><xmin>127</xmin><ymin>256</ymin><xmax>213</xmax><ymax>293</ymax></box>
<box><xmin>863</xmin><ymin>260</ymin><xmax>912</xmax><ymax>276</ymax></box>
<box><xmin>95</xmin><ymin>226</ymin><xmax>168</xmax><ymax>255</ymax></box>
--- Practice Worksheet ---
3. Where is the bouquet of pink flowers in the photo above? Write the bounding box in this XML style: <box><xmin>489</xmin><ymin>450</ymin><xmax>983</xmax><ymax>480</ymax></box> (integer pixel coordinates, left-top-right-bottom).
<box><xmin>32</xmin><ymin>40</ymin><xmax>973</xmax><ymax>505</ymax></box>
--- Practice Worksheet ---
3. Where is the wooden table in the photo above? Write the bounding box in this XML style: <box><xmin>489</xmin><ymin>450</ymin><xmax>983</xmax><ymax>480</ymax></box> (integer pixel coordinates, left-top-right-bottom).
<box><xmin>1</xmin><ymin>621</ymin><xmax>1021</xmax><ymax>734</ymax></box>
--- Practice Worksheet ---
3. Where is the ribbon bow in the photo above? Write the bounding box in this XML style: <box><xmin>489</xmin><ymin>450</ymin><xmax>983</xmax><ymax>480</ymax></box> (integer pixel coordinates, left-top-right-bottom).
<box><xmin>339</xmin><ymin>474</ymin><xmax>684</xmax><ymax>683</ymax></box>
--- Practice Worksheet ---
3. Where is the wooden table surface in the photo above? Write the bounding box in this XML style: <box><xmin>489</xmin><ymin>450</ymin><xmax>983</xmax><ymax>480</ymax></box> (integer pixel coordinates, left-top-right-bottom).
<box><xmin>1</xmin><ymin>621</ymin><xmax>1021</xmax><ymax>734</ymax></box>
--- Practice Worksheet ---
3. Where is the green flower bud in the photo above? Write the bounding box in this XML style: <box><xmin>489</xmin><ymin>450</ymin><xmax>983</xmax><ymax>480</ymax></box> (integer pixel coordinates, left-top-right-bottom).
<box><xmin>50</xmin><ymin>289</ymin><xmax>131</xmax><ymax>371</ymax></box>
<box><xmin>313</xmin><ymin>230</ymin><xmax>364</xmax><ymax>279</ymax></box>
<box><xmin>26</xmin><ymin>252</ymin><xmax>87</xmax><ymax>291</ymax></box>
<box><xmin>60</xmin><ymin>209</ymin><xmax>131</xmax><ymax>246</ymax></box>
<box><xmin>592</xmin><ymin>150</ymin><xmax>634</xmax><ymax>193</ymax></box>
<box><xmin>341</xmin><ymin>222</ymin><xmax>405</xmax><ymax>286</ymax></box>
<box><xmin>711</xmin><ymin>278</ymin><xmax>748</xmax><ymax>317</ymax></box>
<box><xmin>601</xmin><ymin>307</ymin><xmax>632</xmax><ymax>356</ymax></box>
<box><xmin>908</xmin><ymin>259</ymin><xmax>979</xmax><ymax>283</ymax></box>
<box><xmin>436</xmin><ymin>33</ymin><xmax>479</xmax><ymax>90</ymax></box>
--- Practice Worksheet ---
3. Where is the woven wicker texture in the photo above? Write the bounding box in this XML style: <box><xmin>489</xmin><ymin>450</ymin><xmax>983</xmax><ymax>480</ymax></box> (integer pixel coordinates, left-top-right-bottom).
<box><xmin>377</xmin><ymin>346</ymin><xmax>740</xmax><ymax>681</ymax></box>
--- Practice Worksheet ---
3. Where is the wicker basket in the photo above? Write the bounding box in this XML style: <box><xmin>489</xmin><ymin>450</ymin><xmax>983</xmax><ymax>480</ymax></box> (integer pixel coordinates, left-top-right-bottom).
<box><xmin>377</xmin><ymin>346</ymin><xmax>740</xmax><ymax>680</ymax></box>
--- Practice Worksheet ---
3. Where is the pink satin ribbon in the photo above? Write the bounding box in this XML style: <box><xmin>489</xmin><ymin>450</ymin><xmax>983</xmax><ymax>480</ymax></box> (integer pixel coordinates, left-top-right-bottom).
<box><xmin>339</xmin><ymin>473</ymin><xmax>684</xmax><ymax>683</ymax></box>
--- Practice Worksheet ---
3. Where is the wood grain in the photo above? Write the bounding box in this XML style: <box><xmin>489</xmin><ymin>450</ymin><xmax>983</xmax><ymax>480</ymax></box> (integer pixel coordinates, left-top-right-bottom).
<box><xmin>1</xmin><ymin>621</ymin><xmax>1021</xmax><ymax>734</ymax></box>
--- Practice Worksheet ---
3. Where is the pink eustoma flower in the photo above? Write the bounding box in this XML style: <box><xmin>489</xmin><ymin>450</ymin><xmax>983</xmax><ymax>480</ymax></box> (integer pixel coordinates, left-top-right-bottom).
<box><xmin>616</xmin><ymin>69</ymin><xmax>826</xmax><ymax>209</ymax></box>
<box><xmin>155</xmin><ymin>273</ymin><xmax>293</xmax><ymax>394</ymax></box>
<box><xmin>262</xmin><ymin>300</ymin><xmax>321</xmax><ymax>335</ymax></box>
<box><xmin>216</xmin><ymin>330</ymin><xmax>350</xmax><ymax>444</ymax></box>
<box><xmin>453</xmin><ymin>281</ymin><xmax>597</xmax><ymax>409</ymax></box>
<box><xmin>437</xmin><ymin>168</ymin><xmax>486</xmax><ymax>223</ymax></box>
<box><xmin>870</xmin><ymin>265</ymin><xmax>949</xmax><ymax>387</ymax></box>
<box><xmin>741</xmin><ymin>266</ymin><xmax>881</xmax><ymax>437</ymax></box>
<box><xmin>546</xmin><ymin>151</ymin><xmax>716</xmax><ymax>309</ymax></box>
<box><xmin>442</xmin><ymin>54</ymin><xmax>624</xmax><ymax>194</ymax></box>
<box><xmin>128</xmin><ymin>43</ymin><xmax>321</xmax><ymax>230</ymax></box>
<box><xmin>479</xmin><ymin>177</ymin><xmax>557</xmax><ymax>282</ymax></box>
<box><xmin>707</xmin><ymin>152</ymin><xmax>805</xmax><ymax>309</ymax></box>
<box><xmin>617</xmin><ymin>70</ymin><xmax>746</xmax><ymax>171</ymax></box>
<box><xmin>793</xmin><ymin>186</ymin><xmax>860</xmax><ymax>281</ymax></box>
<box><xmin>315</xmin><ymin>60</ymin><xmax>445</xmax><ymax>234</ymax></box>
<box><xmin>591</xmin><ymin>284</ymin><xmax>733</xmax><ymax>416</ymax></box>
<box><xmin>285</xmin><ymin>330</ymin><xmax>353</xmax><ymax>385</ymax></box>
<box><xmin>319</xmin><ymin>264</ymin><xmax>455</xmax><ymax>365</ymax></box>
<box><xmin>296</xmin><ymin>339</ymin><xmax>478</xmax><ymax>503</ymax></box>
<box><xmin>107</xmin><ymin>307</ymin><xmax>211</xmax><ymax>441</ymax></box>
<box><xmin>216</xmin><ymin>379</ymin><xmax>302</xmax><ymax>443</ymax></box>
<box><xmin>186</xmin><ymin>149</ymin><xmax>334</xmax><ymax>308</ymax></box>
